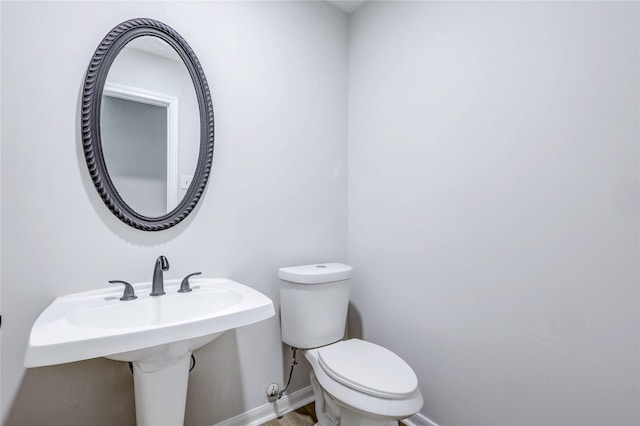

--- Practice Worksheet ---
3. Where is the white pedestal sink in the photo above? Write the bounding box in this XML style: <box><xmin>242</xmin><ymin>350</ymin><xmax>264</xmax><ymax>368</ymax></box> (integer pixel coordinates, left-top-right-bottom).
<box><xmin>25</xmin><ymin>278</ymin><xmax>275</xmax><ymax>425</ymax></box>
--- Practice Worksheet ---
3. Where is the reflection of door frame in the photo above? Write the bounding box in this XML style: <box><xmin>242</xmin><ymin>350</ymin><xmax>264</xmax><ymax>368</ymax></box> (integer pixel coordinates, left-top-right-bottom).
<box><xmin>103</xmin><ymin>82</ymin><xmax>179</xmax><ymax>213</ymax></box>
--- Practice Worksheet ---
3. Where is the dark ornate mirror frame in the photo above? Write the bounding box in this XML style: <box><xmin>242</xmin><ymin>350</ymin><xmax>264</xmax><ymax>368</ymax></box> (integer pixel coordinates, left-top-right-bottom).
<box><xmin>82</xmin><ymin>18</ymin><xmax>214</xmax><ymax>231</ymax></box>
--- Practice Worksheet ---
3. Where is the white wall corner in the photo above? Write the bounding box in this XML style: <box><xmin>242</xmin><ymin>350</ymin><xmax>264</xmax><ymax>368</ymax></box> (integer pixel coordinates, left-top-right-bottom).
<box><xmin>211</xmin><ymin>386</ymin><xmax>314</xmax><ymax>426</ymax></box>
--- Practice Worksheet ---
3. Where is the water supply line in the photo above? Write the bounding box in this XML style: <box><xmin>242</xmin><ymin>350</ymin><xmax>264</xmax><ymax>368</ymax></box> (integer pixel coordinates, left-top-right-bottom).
<box><xmin>267</xmin><ymin>347</ymin><xmax>298</xmax><ymax>400</ymax></box>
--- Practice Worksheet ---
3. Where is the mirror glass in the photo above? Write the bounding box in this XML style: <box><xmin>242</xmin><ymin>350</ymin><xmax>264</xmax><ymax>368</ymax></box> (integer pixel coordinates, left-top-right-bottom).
<box><xmin>100</xmin><ymin>36</ymin><xmax>200</xmax><ymax>217</ymax></box>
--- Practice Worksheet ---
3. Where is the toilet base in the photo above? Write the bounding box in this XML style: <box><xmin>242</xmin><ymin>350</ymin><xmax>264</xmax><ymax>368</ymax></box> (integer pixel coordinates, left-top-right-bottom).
<box><xmin>310</xmin><ymin>370</ymin><xmax>398</xmax><ymax>426</ymax></box>
<box><xmin>340</xmin><ymin>410</ymin><xmax>397</xmax><ymax>426</ymax></box>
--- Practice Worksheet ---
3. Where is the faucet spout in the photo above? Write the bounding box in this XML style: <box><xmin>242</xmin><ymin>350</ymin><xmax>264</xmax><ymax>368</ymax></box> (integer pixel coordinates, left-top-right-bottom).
<box><xmin>151</xmin><ymin>255</ymin><xmax>169</xmax><ymax>296</ymax></box>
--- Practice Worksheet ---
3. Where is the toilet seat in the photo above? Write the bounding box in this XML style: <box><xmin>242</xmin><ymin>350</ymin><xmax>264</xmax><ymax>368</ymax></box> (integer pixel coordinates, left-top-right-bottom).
<box><xmin>305</xmin><ymin>339</ymin><xmax>424</xmax><ymax>419</ymax></box>
<box><xmin>317</xmin><ymin>339</ymin><xmax>418</xmax><ymax>399</ymax></box>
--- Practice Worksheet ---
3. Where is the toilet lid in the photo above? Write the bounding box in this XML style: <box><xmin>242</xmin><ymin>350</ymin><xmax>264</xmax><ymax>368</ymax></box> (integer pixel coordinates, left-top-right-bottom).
<box><xmin>317</xmin><ymin>339</ymin><xmax>418</xmax><ymax>399</ymax></box>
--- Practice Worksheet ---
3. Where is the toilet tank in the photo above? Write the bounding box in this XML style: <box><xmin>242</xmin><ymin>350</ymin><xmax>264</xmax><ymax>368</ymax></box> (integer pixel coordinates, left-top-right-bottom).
<box><xmin>279</xmin><ymin>263</ymin><xmax>353</xmax><ymax>349</ymax></box>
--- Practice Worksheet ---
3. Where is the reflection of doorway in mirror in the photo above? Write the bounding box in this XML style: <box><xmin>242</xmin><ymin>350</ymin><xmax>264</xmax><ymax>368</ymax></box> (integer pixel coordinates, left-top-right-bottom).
<box><xmin>102</xmin><ymin>83</ymin><xmax>179</xmax><ymax>216</ymax></box>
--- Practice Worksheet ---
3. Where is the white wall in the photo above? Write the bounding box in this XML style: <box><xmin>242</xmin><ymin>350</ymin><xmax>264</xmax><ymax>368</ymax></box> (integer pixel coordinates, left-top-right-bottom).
<box><xmin>0</xmin><ymin>1</ymin><xmax>348</xmax><ymax>425</ymax></box>
<box><xmin>348</xmin><ymin>2</ymin><xmax>639</xmax><ymax>426</ymax></box>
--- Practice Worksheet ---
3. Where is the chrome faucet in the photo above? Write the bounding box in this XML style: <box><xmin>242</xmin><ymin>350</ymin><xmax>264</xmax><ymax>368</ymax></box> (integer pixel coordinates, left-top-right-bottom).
<box><xmin>150</xmin><ymin>255</ymin><xmax>169</xmax><ymax>296</ymax></box>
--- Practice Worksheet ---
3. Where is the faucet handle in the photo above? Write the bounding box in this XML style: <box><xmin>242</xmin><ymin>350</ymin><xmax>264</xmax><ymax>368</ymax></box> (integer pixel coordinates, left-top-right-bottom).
<box><xmin>178</xmin><ymin>272</ymin><xmax>201</xmax><ymax>293</ymax></box>
<box><xmin>109</xmin><ymin>280</ymin><xmax>137</xmax><ymax>301</ymax></box>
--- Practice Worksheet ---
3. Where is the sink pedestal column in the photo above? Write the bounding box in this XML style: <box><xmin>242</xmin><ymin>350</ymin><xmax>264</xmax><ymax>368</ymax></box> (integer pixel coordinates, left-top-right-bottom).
<box><xmin>131</xmin><ymin>350</ymin><xmax>192</xmax><ymax>426</ymax></box>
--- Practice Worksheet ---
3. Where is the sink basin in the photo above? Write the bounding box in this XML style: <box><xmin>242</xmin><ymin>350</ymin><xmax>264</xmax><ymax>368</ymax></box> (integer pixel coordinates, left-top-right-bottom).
<box><xmin>24</xmin><ymin>278</ymin><xmax>275</xmax><ymax>426</ymax></box>
<box><xmin>25</xmin><ymin>278</ymin><xmax>275</xmax><ymax>367</ymax></box>
<box><xmin>25</xmin><ymin>277</ymin><xmax>275</xmax><ymax>425</ymax></box>
<box><xmin>67</xmin><ymin>288</ymin><xmax>240</xmax><ymax>329</ymax></box>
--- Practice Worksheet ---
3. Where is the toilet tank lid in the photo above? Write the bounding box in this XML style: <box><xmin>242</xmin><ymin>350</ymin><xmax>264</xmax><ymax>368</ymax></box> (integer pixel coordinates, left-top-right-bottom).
<box><xmin>278</xmin><ymin>263</ymin><xmax>353</xmax><ymax>284</ymax></box>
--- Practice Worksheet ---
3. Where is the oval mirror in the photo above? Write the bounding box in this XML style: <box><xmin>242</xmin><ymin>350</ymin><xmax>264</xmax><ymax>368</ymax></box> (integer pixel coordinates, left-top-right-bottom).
<box><xmin>82</xmin><ymin>18</ymin><xmax>214</xmax><ymax>231</ymax></box>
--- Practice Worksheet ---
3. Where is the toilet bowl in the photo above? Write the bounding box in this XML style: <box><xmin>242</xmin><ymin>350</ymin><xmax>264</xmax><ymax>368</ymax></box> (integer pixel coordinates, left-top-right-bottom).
<box><xmin>278</xmin><ymin>263</ymin><xmax>423</xmax><ymax>426</ymax></box>
<box><xmin>306</xmin><ymin>339</ymin><xmax>423</xmax><ymax>426</ymax></box>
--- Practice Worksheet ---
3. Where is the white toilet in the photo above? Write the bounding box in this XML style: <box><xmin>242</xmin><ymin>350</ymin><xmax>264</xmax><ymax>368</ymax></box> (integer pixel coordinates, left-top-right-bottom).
<box><xmin>279</xmin><ymin>263</ymin><xmax>423</xmax><ymax>426</ymax></box>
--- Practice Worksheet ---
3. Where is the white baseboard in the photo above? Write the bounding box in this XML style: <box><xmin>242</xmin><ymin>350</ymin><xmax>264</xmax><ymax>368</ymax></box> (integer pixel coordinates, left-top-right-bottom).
<box><xmin>402</xmin><ymin>413</ymin><xmax>440</xmax><ymax>426</ymax></box>
<box><xmin>212</xmin><ymin>385</ymin><xmax>315</xmax><ymax>426</ymax></box>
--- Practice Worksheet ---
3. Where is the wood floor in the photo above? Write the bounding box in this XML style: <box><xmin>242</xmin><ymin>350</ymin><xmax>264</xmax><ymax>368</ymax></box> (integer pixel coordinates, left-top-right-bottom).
<box><xmin>260</xmin><ymin>403</ymin><xmax>408</xmax><ymax>426</ymax></box>
<box><xmin>261</xmin><ymin>404</ymin><xmax>317</xmax><ymax>426</ymax></box>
